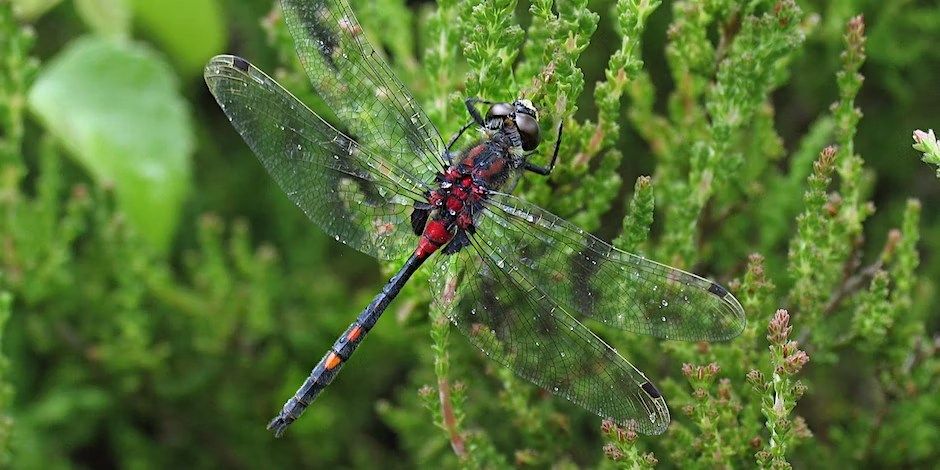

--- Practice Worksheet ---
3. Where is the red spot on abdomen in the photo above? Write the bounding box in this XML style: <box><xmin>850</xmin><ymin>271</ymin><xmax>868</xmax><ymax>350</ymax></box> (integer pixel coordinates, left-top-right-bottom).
<box><xmin>424</xmin><ymin>220</ymin><xmax>450</xmax><ymax>243</ymax></box>
<box><xmin>416</xmin><ymin>219</ymin><xmax>453</xmax><ymax>258</ymax></box>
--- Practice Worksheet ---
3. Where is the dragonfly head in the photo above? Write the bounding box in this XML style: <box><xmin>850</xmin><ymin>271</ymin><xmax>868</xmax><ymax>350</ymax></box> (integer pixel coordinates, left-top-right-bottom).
<box><xmin>484</xmin><ymin>100</ymin><xmax>542</xmax><ymax>151</ymax></box>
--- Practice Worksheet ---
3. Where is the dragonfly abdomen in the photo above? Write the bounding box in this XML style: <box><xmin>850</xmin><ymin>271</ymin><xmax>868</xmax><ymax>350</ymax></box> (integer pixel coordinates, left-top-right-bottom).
<box><xmin>267</xmin><ymin>253</ymin><xmax>426</xmax><ymax>437</ymax></box>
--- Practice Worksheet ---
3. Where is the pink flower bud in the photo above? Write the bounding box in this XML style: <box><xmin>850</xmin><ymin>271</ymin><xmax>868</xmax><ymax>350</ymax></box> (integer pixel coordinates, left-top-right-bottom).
<box><xmin>767</xmin><ymin>309</ymin><xmax>792</xmax><ymax>344</ymax></box>
<box><xmin>913</xmin><ymin>129</ymin><xmax>934</xmax><ymax>144</ymax></box>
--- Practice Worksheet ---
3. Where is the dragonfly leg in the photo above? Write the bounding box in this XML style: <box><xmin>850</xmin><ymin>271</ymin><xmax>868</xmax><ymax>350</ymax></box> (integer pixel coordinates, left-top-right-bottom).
<box><xmin>464</xmin><ymin>97</ymin><xmax>495</xmax><ymax>126</ymax></box>
<box><xmin>524</xmin><ymin>120</ymin><xmax>564</xmax><ymax>176</ymax></box>
<box><xmin>445</xmin><ymin>120</ymin><xmax>477</xmax><ymax>163</ymax></box>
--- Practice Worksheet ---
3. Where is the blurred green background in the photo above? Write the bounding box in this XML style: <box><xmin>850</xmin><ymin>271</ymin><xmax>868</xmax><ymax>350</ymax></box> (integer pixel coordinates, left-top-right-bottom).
<box><xmin>1</xmin><ymin>0</ymin><xmax>938</xmax><ymax>468</ymax></box>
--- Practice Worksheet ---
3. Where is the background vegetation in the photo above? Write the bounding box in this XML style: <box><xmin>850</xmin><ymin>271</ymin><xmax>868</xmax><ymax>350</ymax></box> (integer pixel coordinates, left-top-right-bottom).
<box><xmin>1</xmin><ymin>0</ymin><xmax>938</xmax><ymax>468</ymax></box>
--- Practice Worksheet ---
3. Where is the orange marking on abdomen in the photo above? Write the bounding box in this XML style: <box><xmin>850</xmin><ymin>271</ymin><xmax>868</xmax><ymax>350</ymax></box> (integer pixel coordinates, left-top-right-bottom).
<box><xmin>347</xmin><ymin>325</ymin><xmax>363</xmax><ymax>342</ymax></box>
<box><xmin>324</xmin><ymin>352</ymin><xmax>342</xmax><ymax>370</ymax></box>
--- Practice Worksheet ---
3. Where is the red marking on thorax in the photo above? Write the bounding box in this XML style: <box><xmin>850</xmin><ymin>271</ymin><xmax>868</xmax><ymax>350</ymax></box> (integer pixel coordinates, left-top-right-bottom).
<box><xmin>476</xmin><ymin>158</ymin><xmax>506</xmax><ymax>181</ymax></box>
<box><xmin>446</xmin><ymin>197</ymin><xmax>463</xmax><ymax>212</ymax></box>
<box><xmin>462</xmin><ymin>144</ymin><xmax>485</xmax><ymax>167</ymax></box>
<box><xmin>457</xmin><ymin>212</ymin><xmax>473</xmax><ymax>230</ymax></box>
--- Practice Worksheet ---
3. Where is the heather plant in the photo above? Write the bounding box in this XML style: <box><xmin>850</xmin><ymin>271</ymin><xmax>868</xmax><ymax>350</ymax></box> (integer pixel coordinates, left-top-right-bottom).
<box><xmin>1</xmin><ymin>0</ymin><xmax>938</xmax><ymax>468</ymax></box>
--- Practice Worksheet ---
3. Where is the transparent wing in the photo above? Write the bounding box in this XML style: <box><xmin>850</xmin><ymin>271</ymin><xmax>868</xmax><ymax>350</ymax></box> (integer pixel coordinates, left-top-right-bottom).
<box><xmin>430</xmin><ymin>245</ymin><xmax>670</xmax><ymax>434</ymax></box>
<box><xmin>279</xmin><ymin>0</ymin><xmax>447</xmax><ymax>182</ymax></box>
<box><xmin>205</xmin><ymin>55</ymin><xmax>428</xmax><ymax>261</ymax></box>
<box><xmin>475</xmin><ymin>193</ymin><xmax>746</xmax><ymax>342</ymax></box>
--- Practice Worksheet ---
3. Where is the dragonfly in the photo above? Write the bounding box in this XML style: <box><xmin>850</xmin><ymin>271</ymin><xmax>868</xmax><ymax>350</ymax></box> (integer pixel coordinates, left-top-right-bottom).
<box><xmin>205</xmin><ymin>0</ymin><xmax>745</xmax><ymax>438</ymax></box>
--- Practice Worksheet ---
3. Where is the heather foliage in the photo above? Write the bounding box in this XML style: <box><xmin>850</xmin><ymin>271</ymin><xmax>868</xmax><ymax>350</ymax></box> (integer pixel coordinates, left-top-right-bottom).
<box><xmin>1</xmin><ymin>0</ymin><xmax>938</xmax><ymax>468</ymax></box>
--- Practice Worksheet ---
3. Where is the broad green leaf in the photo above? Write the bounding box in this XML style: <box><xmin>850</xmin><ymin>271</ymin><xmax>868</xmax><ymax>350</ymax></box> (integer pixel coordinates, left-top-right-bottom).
<box><xmin>75</xmin><ymin>0</ymin><xmax>131</xmax><ymax>39</ymax></box>
<box><xmin>131</xmin><ymin>0</ymin><xmax>225</xmax><ymax>77</ymax></box>
<box><xmin>28</xmin><ymin>37</ymin><xmax>193</xmax><ymax>251</ymax></box>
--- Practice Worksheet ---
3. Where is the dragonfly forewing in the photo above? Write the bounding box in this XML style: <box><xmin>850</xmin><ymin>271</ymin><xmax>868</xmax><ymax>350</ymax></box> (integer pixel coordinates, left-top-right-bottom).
<box><xmin>205</xmin><ymin>55</ymin><xmax>427</xmax><ymax>261</ymax></box>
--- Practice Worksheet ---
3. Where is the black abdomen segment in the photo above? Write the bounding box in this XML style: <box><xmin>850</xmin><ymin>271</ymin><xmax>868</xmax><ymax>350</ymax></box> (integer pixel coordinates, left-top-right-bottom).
<box><xmin>267</xmin><ymin>253</ymin><xmax>425</xmax><ymax>437</ymax></box>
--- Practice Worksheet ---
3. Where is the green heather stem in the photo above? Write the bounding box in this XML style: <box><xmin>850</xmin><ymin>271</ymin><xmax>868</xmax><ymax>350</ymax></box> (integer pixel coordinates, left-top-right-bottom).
<box><xmin>750</xmin><ymin>309</ymin><xmax>810</xmax><ymax>469</ymax></box>
<box><xmin>431</xmin><ymin>315</ymin><xmax>466</xmax><ymax>459</ymax></box>
<box><xmin>832</xmin><ymin>15</ymin><xmax>871</xmax><ymax>238</ymax></box>
<box><xmin>0</xmin><ymin>292</ymin><xmax>12</xmax><ymax>466</ymax></box>
<box><xmin>0</xmin><ymin>4</ymin><xmax>37</xmax><ymax>172</ymax></box>
<box><xmin>788</xmin><ymin>145</ymin><xmax>837</xmax><ymax>315</ymax></box>
<box><xmin>460</xmin><ymin>0</ymin><xmax>523</xmax><ymax>100</ymax></box>
<box><xmin>422</xmin><ymin>0</ymin><xmax>461</xmax><ymax>131</ymax></box>
<box><xmin>614</xmin><ymin>175</ymin><xmax>654</xmax><ymax>253</ymax></box>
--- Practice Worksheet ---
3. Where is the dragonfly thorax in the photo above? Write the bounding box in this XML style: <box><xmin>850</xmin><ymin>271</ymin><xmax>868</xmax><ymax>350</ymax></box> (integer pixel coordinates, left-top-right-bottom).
<box><xmin>414</xmin><ymin>160</ymin><xmax>495</xmax><ymax>259</ymax></box>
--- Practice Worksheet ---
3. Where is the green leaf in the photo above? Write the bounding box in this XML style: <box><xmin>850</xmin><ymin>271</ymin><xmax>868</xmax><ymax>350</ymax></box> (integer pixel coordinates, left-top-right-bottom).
<box><xmin>27</xmin><ymin>36</ymin><xmax>192</xmax><ymax>252</ymax></box>
<box><xmin>130</xmin><ymin>0</ymin><xmax>225</xmax><ymax>77</ymax></box>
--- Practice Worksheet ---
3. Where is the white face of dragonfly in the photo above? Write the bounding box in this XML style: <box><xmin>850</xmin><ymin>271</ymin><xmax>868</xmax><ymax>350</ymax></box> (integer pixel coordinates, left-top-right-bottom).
<box><xmin>516</xmin><ymin>99</ymin><xmax>538</xmax><ymax>120</ymax></box>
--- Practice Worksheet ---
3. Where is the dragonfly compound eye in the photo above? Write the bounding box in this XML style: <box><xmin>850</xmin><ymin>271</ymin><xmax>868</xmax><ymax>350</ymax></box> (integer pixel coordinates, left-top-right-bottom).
<box><xmin>515</xmin><ymin>113</ymin><xmax>541</xmax><ymax>151</ymax></box>
<box><xmin>485</xmin><ymin>102</ymin><xmax>514</xmax><ymax>120</ymax></box>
